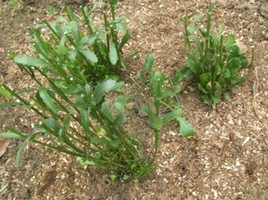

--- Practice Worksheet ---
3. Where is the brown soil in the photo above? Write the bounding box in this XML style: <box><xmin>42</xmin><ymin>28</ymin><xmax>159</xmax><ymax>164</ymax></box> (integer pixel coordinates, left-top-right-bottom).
<box><xmin>1</xmin><ymin>0</ymin><xmax>268</xmax><ymax>199</ymax></box>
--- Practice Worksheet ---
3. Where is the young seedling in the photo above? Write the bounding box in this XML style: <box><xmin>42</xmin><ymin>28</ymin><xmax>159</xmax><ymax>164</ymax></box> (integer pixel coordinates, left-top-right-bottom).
<box><xmin>136</xmin><ymin>54</ymin><xmax>194</xmax><ymax>163</ymax></box>
<box><xmin>176</xmin><ymin>4</ymin><xmax>249</xmax><ymax>105</ymax></box>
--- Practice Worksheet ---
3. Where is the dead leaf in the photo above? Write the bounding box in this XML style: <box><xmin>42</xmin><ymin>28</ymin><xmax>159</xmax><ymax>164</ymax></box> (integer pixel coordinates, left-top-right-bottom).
<box><xmin>215</xmin><ymin>139</ymin><xmax>229</xmax><ymax>154</ymax></box>
<box><xmin>228</xmin><ymin>131</ymin><xmax>235</xmax><ymax>142</ymax></box>
<box><xmin>170</xmin><ymin>142</ymin><xmax>180</xmax><ymax>151</ymax></box>
<box><xmin>0</xmin><ymin>139</ymin><xmax>10</xmax><ymax>157</ymax></box>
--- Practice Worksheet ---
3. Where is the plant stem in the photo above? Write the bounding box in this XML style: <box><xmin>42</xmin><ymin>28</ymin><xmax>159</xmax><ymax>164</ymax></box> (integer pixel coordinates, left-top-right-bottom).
<box><xmin>103</xmin><ymin>12</ymin><xmax>110</xmax><ymax>50</ymax></box>
<box><xmin>204</xmin><ymin>4</ymin><xmax>213</xmax><ymax>57</ymax></box>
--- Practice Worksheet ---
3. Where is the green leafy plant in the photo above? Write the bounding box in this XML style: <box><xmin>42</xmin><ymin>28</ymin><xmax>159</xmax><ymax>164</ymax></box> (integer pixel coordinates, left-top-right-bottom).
<box><xmin>23</xmin><ymin>1</ymin><xmax>130</xmax><ymax>84</ymax></box>
<box><xmin>135</xmin><ymin>54</ymin><xmax>194</xmax><ymax>163</ymax></box>
<box><xmin>0</xmin><ymin>18</ymin><xmax>149</xmax><ymax>181</ymax></box>
<box><xmin>176</xmin><ymin>4</ymin><xmax>249</xmax><ymax>105</ymax></box>
<box><xmin>0</xmin><ymin>68</ymin><xmax>150</xmax><ymax>181</ymax></box>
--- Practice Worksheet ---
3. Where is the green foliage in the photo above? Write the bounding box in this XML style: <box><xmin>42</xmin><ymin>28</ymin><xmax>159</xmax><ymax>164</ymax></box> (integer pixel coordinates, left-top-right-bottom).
<box><xmin>22</xmin><ymin>2</ymin><xmax>131</xmax><ymax>84</ymax></box>
<box><xmin>46</xmin><ymin>6</ymin><xmax>58</xmax><ymax>15</ymax></box>
<box><xmin>176</xmin><ymin>4</ymin><xmax>249</xmax><ymax>105</ymax></box>
<box><xmin>0</xmin><ymin>20</ymin><xmax>151</xmax><ymax>180</ymax></box>
<box><xmin>0</xmin><ymin>1</ymin><xmax>197</xmax><ymax>182</ymax></box>
<box><xmin>136</xmin><ymin>54</ymin><xmax>194</xmax><ymax>162</ymax></box>
<box><xmin>9</xmin><ymin>0</ymin><xmax>19</xmax><ymax>6</ymax></box>
<box><xmin>1</xmin><ymin>75</ymin><xmax>150</xmax><ymax>181</ymax></box>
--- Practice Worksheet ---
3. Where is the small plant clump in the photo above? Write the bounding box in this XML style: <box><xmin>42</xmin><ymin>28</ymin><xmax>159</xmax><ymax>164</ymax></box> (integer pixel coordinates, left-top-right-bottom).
<box><xmin>22</xmin><ymin>1</ymin><xmax>131</xmax><ymax>84</ymax></box>
<box><xmin>135</xmin><ymin>54</ymin><xmax>194</xmax><ymax>163</ymax></box>
<box><xmin>176</xmin><ymin>4</ymin><xmax>249</xmax><ymax>105</ymax></box>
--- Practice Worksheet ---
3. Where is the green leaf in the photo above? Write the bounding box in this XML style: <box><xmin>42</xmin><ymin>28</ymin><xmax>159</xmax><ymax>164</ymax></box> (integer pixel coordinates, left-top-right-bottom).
<box><xmin>42</xmin><ymin>118</ymin><xmax>62</xmax><ymax>133</ymax></box>
<box><xmin>228</xmin><ymin>44</ymin><xmax>241</xmax><ymax>57</ymax></box>
<box><xmin>187</xmin><ymin>59</ymin><xmax>199</xmax><ymax>75</ymax></box>
<box><xmin>202</xmin><ymin>95</ymin><xmax>213</xmax><ymax>105</ymax></box>
<box><xmin>69</xmin><ymin>49</ymin><xmax>78</xmax><ymax>60</ymax></box>
<box><xmin>114</xmin><ymin>112</ymin><xmax>127</xmax><ymax>125</ymax></box>
<box><xmin>92</xmin><ymin>136</ymin><xmax>111</xmax><ymax>145</ymax></box>
<box><xmin>39</xmin><ymin>88</ymin><xmax>57</xmax><ymax>113</ymax></box>
<box><xmin>56</xmin><ymin>44</ymin><xmax>69</xmax><ymax>55</ymax></box>
<box><xmin>214</xmin><ymin>81</ymin><xmax>222</xmax><ymax>97</ymax></box>
<box><xmin>110</xmin><ymin>137</ymin><xmax>120</xmax><ymax>148</ymax></box>
<box><xmin>198</xmin><ymin>83</ymin><xmax>209</xmax><ymax>94</ymax></box>
<box><xmin>191</xmin><ymin>13</ymin><xmax>205</xmax><ymax>28</ymax></box>
<box><xmin>173</xmin><ymin>67</ymin><xmax>193</xmax><ymax>82</ymax></box>
<box><xmin>110</xmin><ymin>0</ymin><xmax>118</xmax><ymax>7</ymax></box>
<box><xmin>70</xmin><ymin>21</ymin><xmax>80</xmax><ymax>43</ymax></box>
<box><xmin>77</xmin><ymin>157</ymin><xmax>95</xmax><ymax>166</ymax></box>
<box><xmin>0</xmin><ymin>87</ymin><xmax>12</xmax><ymax>100</ymax></box>
<box><xmin>215</xmin><ymin>65</ymin><xmax>222</xmax><ymax>76</ymax></box>
<box><xmin>153</xmin><ymin>71</ymin><xmax>165</xmax><ymax>83</ymax></box>
<box><xmin>152</xmin><ymin>117</ymin><xmax>163</xmax><ymax>130</ymax></box>
<box><xmin>188</xmin><ymin>35</ymin><xmax>202</xmax><ymax>51</ymax></box>
<box><xmin>162</xmin><ymin>109</ymin><xmax>182</xmax><ymax>124</ymax></box>
<box><xmin>14</xmin><ymin>56</ymin><xmax>49</xmax><ymax>68</ymax></box>
<box><xmin>240</xmin><ymin>55</ymin><xmax>249</xmax><ymax>68</ymax></box>
<box><xmin>212</xmin><ymin>95</ymin><xmax>221</xmax><ymax>104</ymax></box>
<box><xmin>115</xmin><ymin>95</ymin><xmax>129</xmax><ymax>111</ymax></box>
<box><xmin>79</xmin><ymin>108</ymin><xmax>90</xmax><ymax>138</ymax></box>
<box><xmin>113</xmin><ymin>81</ymin><xmax>124</xmax><ymax>92</ymax></box>
<box><xmin>78</xmin><ymin>36</ymin><xmax>90</xmax><ymax>46</ymax></box>
<box><xmin>93</xmin><ymin>79</ymin><xmax>118</xmax><ymax>103</ymax></box>
<box><xmin>176</xmin><ymin>117</ymin><xmax>194</xmax><ymax>137</ymax></box>
<box><xmin>0</xmin><ymin>131</ymin><xmax>24</xmax><ymax>139</ymax></box>
<box><xmin>16</xmin><ymin>140</ymin><xmax>28</xmax><ymax>166</ymax></box>
<box><xmin>101</xmin><ymin>103</ymin><xmax>113</xmax><ymax>121</ymax></box>
<box><xmin>119</xmin><ymin>29</ymin><xmax>131</xmax><ymax>50</ymax></box>
<box><xmin>54</xmin><ymin>81</ymin><xmax>79</xmax><ymax>95</ymax></box>
<box><xmin>93</xmin><ymin>79</ymin><xmax>117</xmax><ymax>104</ymax></box>
<box><xmin>224</xmin><ymin>92</ymin><xmax>230</xmax><ymax>100</ymax></box>
<box><xmin>199</xmin><ymin>73</ymin><xmax>211</xmax><ymax>85</ymax></box>
<box><xmin>79</xmin><ymin>49</ymin><xmax>98</xmax><ymax>63</ymax></box>
<box><xmin>46</xmin><ymin>6</ymin><xmax>57</xmax><ymax>15</ymax></box>
<box><xmin>0</xmin><ymin>102</ymin><xmax>21</xmax><ymax>108</ymax></box>
<box><xmin>225</xmin><ymin>35</ymin><xmax>236</xmax><ymax>51</ymax></box>
<box><xmin>137</xmin><ymin>72</ymin><xmax>147</xmax><ymax>85</ymax></box>
<box><xmin>109</xmin><ymin>42</ymin><xmax>118</xmax><ymax>65</ymax></box>
<box><xmin>144</xmin><ymin>54</ymin><xmax>154</xmax><ymax>73</ymax></box>
<box><xmin>141</xmin><ymin>106</ymin><xmax>154</xmax><ymax>122</ymax></box>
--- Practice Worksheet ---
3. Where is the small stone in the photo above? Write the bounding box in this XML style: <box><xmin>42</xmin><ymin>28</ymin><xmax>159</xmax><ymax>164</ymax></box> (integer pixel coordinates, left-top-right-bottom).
<box><xmin>126</xmin><ymin>102</ymin><xmax>135</xmax><ymax>110</ymax></box>
<box><xmin>236</xmin><ymin>40</ymin><xmax>248</xmax><ymax>54</ymax></box>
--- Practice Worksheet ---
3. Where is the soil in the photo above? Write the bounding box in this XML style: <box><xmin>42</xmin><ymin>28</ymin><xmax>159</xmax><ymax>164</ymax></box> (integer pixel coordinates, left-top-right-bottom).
<box><xmin>0</xmin><ymin>0</ymin><xmax>268</xmax><ymax>199</ymax></box>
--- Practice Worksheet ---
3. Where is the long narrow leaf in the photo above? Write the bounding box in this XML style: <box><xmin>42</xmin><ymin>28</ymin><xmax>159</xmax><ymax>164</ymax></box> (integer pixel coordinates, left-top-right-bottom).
<box><xmin>0</xmin><ymin>102</ymin><xmax>21</xmax><ymax>108</ymax></box>
<box><xmin>79</xmin><ymin>49</ymin><xmax>98</xmax><ymax>63</ymax></box>
<box><xmin>15</xmin><ymin>140</ymin><xmax>28</xmax><ymax>166</ymax></box>
<box><xmin>39</xmin><ymin>87</ymin><xmax>57</xmax><ymax>113</ymax></box>
<box><xmin>119</xmin><ymin>29</ymin><xmax>131</xmax><ymax>50</ymax></box>
<box><xmin>93</xmin><ymin>79</ymin><xmax>117</xmax><ymax>104</ymax></box>
<box><xmin>144</xmin><ymin>54</ymin><xmax>154</xmax><ymax>73</ymax></box>
<box><xmin>14</xmin><ymin>56</ymin><xmax>49</xmax><ymax>68</ymax></box>
<box><xmin>0</xmin><ymin>131</ymin><xmax>25</xmax><ymax>139</ymax></box>
<box><xmin>79</xmin><ymin>108</ymin><xmax>90</xmax><ymax>138</ymax></box>
<box><xmin>0</xmin><ymin>87</ymin><xmax>12</xmax><ymax>100</ymax></box>
<box><xmin>109</xmin><ymin>42</ymin><xmax>118</xmax><ymax>65</ymax></box>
